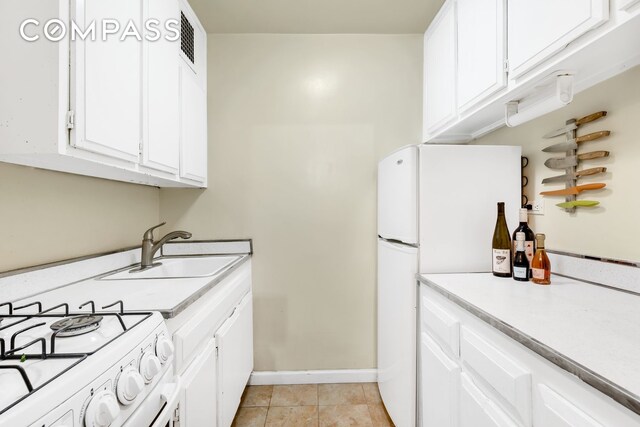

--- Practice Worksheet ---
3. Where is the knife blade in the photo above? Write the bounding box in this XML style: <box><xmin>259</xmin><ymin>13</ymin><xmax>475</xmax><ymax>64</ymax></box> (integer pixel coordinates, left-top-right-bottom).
<box><xmin>543</xmin><ymin>111</ymin><xmax>608</xmax><ymax>138</ymax></box>
<box><xmin>541</xmin><ymin>167</ymin><xmax>607</xmax><ymax>184</ymax></box>
<box><xmin>540</xmin><ymin>183</ymin><xmax>606</xmax><ymax>196</ymax></box>
<box><xmin>556</xmin><ymin>200</ymin><xmax>600</xmax><ymax>208</ymax></box>
<box><xmin>545</xmin><ymin>151</ymin><xmax>609</xmax><ymax>169</ymax></box>
<box><xmin>542</xmin><ymin>130</ymin><xmax>610</xmax><ymax>153</ymax></box>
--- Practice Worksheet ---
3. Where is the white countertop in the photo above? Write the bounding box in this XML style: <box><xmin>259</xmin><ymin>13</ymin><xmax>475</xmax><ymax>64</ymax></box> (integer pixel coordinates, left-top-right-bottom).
<box><xmin>14</xmin><ymin>255</ymin><xmax>250</xmax><ymax>318</ymax></box>
<box><xmin>419</xmin><ymin>273</ymin><xmax>640</xmax><ymax>408</ymax></box>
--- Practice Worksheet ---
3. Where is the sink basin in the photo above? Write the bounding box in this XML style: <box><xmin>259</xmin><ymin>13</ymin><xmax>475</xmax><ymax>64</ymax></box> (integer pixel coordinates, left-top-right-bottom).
<box><xmin>102</xmin><ymin>256</ymin><xmax>241</xmax><ymax>280</ymax></box>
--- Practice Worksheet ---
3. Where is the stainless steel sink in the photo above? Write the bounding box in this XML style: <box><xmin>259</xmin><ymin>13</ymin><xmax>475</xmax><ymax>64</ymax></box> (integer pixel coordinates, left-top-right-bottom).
<box><xmin>101</xmin><ymin>255</ymin><xmax>241</xmax><ymax>280</ymax></box>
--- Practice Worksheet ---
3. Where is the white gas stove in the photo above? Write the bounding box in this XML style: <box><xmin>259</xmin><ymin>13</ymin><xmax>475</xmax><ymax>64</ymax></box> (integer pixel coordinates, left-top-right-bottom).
<box><xmin>0</xmin><ymin>299</ymin><xmax>179</xmax><ymax>427</ymax></box>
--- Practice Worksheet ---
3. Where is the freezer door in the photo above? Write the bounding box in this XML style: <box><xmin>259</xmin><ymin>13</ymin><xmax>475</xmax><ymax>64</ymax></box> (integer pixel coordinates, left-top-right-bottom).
<box><xmin>419</xmin><ymin>144</ymin><xmax>521</xmax><ymax>273</ymax></box>
<box><xmin>378</xmin><ymin>239</ymin><xmax>418</xmax><ymax>427</ymax></box>
<box><xmin>378</xmin><ymin>145</ymin><xmax>419</xmax><ymax>245</ymax></box>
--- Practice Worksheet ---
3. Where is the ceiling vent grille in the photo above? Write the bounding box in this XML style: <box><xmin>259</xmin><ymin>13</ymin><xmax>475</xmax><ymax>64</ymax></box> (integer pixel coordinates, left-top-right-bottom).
<box><xmin>181</xmin><ymin>12</ymin><xmax>195</xmax><ymax>64</ymax></box>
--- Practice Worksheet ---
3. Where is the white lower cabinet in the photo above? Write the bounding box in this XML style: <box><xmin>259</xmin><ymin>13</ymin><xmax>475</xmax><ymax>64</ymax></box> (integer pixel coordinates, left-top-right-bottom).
<box><xmin>215</xmin><ymin>292</ymin><xmax>254</xmax><ymax>427</ymax></box>
<box><xmin>173</xmin><ymin>261</ymin><xmax>254</xmax><ymax>426</ymax></box>
<box><xmin>420</xmin><ymin>333</ymin><xmax>460</xmax><ymax>427</ymax></box>
<box><xmin>418</xmin><ymin>282</ymin><xmax>640</xmax><ymax>427</ymax></box>
<box><xmin>460</xmin><ymin>373</ymin><xmax>518</xmax><ymax>427</ymax></box>
<box><xmin>180</xmin><ymin>339</ymin><xmax>217</xmax><ymax>426</ymax></box>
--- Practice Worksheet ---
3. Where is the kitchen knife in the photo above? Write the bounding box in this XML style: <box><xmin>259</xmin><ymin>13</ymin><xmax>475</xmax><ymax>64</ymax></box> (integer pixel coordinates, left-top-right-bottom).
<box><xmin>556</xmin><ymin>200</ymin><xmax>600</xmax><ymax>208</ymax></box>
<box><xmin>542</xmin><ymin>130</ymin><xmax>610</xmax><ymax>153</ymax></box>
<box><xmin>541</xmin><ymin>167</ymin><xmax>607</xmax><ymax>184</ymax></box>
<box><xmin>540</xmin><ymin>183</ymin><xmax>606</xmax><ymax>196</ymax></box>
<box><xmin>543</xmin><ymin>111</ymin><xmax>607</xmax><ymax>138</ymax></box>
<box><xmin>545</xmin><ymin>151</ymin><xmax>609</xmax><ymax>169</ymax></box>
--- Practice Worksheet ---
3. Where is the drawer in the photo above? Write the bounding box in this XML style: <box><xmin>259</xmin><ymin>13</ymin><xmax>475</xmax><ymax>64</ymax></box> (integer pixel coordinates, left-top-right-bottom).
<box><xmin>460</xmin><ymin>373</ymin><xmax>519</xmax><ymax>427</ymax></box>
<box><xmin>538</xmin><ymin>385</ymin><xmax>603</xmax><ymax>427</ymax></box>
<box><xmin>420</xmin><ymin>290</ymin><xmax>460</xmax><ymax>357</ymax></box>
<box><xmin>461</xmin><ymin>327</ymin><xmax>532</xmax><ymax>426</ymax></box>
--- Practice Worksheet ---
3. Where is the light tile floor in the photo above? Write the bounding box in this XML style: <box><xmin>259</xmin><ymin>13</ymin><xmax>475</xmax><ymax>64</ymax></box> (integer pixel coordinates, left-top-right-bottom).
<box><xmin>232</xmin><ymin>383</ymin><xmax>395</xmax><ymax>427</ymax></box>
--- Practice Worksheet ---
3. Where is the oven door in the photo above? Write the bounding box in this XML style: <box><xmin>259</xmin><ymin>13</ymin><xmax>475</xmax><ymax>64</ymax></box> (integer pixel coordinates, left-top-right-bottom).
<box><xmin>123</xmin><ymin>368</ymin><xmax>182</xmax><ymax>427</ymax></box>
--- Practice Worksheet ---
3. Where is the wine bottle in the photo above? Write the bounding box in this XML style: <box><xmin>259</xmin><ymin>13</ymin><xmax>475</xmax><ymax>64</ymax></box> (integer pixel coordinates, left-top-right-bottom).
<box><xmin>531</xmin><ymin>233</ymin><xmax>551</xmax><ymax>285</ymax></box>
<box><xmin>512</xmin><ymin>208</ymin><xmax>535</xmax><ymax>277</ymax></box>
<box><xmin>492</xmin><ymin>202</ymin><xmax>512</xmax><ymax>278</ymax></box>
<box><xmin>512</xmin><ymin>232</ymin><xmax>529</xmax><ymax>282</ymax></box>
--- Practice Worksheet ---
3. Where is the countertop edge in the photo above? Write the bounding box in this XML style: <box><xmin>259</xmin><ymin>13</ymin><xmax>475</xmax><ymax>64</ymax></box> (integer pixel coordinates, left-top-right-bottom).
<box><xmin>417</xmin><ymin>274</ymin><xmax>640</xmax><ymax>417</ymax></box>
<box><xmin>161</xmin><ymin>255</ymin><xmax>250</xmax><ymax>319</ymax></box>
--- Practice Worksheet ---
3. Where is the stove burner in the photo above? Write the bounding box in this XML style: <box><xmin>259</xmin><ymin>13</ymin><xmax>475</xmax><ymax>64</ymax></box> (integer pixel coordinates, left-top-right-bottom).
<box><xmin>50</xmin><ymin>315</ymin><xmax>103</xmax><ymax>337</ymax></box>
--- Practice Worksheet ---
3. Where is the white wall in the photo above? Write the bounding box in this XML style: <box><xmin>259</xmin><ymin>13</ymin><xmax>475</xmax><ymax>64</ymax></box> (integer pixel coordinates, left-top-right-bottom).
<box><xmin>0</xmin><ymin>163</ymin><xmax>160</xmax><ymax>272</ymax></box>
<box><xmin>475</xmin><ymin>66</ymin><xmax>640</xmax><ymax>263</ymax></box>
<box><xmin>160</xmin><ymin>34</ymin><xmax>423</xmax><ymax>370</ymax></box>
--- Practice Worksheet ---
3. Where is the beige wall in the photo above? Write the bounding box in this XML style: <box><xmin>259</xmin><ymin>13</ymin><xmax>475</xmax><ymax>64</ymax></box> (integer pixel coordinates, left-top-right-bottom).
<box><xmin>0</xmin><ymin>164</ymin><xmax>159</xmax><ymax>272</ymax></box>
<box><xmin>475</xmin><ymin>66</ymin><xmax>640</xmax><ymax>262</ymax></box>
<box><xmin>160</xmin><ymin>34</ymin><xmax>423</xmax><ymax>370</ymax></box>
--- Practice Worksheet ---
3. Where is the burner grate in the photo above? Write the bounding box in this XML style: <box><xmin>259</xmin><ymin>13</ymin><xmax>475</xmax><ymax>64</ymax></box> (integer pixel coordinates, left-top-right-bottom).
<box><xmin>0</xmin><ymin>299</ymin><xmax>152</xmax><ymax>416</ymax></box>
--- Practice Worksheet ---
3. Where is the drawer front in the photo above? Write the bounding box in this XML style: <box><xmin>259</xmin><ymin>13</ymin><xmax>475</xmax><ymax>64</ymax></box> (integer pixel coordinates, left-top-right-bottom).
<box><xmin>538</xmin><ymin>385</ymin><xmax>603</xmax><ymax>427</ymax></box>
<box><xmin>460</xmin><ymin>373</ymin><xmax>519</xmax><ymax>427</ymax></box>
<box><xmin>421</xmin><ymin>289</ymin><xmax>461</xmax><ymax>357</ymax></box>
<box><xmin>461</xmin><ymin>327</ymin><xmax>532</xmax><ymax>426</ymax></box>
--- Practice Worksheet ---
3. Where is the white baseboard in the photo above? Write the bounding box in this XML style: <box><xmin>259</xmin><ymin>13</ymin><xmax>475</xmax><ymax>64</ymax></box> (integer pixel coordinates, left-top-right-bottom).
<box><xmin>248</xmin><ymin>369</ymin><xmax>378</xmax><ymax>385</ymax></box>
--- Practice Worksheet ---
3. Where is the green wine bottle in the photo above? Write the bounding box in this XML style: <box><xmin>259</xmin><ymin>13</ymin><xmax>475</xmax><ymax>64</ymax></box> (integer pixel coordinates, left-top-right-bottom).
<box><xmin>492</xmin><ymin>202</ymin><xmax>512</xmax><ymax>278</ymax></box>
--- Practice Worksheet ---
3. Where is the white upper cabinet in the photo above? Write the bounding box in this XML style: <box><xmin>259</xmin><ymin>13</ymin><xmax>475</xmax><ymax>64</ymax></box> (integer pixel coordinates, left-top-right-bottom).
<box><xmin>178</xmin><ymin>1</ymin><xmax>208</xmax><ymax>184</ymax></box>
<box><xmin>457</xmin><ymin>0</ymin><xmax>507</xmax><ymax>112</ymax></box>
<box><xmin>508</xmin><ymin>0</ymin><xmax>610</xmax><ymax>79</ymax></box>
<box><xmin>143</xmin><ymin>0</ymin><xmax>180</xmax><ymax>173</ymax></box>
<box><xmin>423</xmin><ymin>0</ymin><xmax>457</xmax><ymax>139</ymax></box>
<box><xmin>0</xmin><ymin>0</ymin><xmax>208</xmax><ymax>187</ymax></box>
<box><xmin>71</xmin><ymin>0</ymin><xmax>143</xmax><ymax>162</ymax></box>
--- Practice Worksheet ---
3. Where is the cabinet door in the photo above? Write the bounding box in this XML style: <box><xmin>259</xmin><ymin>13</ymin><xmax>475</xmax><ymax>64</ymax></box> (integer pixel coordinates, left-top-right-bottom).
<box><xmin>180</xmin><ymin>339</ymin><xmax>217</xmax><ymax>427</ymax></box>
<box><xmin>457</xmin><ymin>0</ymin><xmax>506</xmax><ymax>111</ymax></box>
<box><xmin>460</xmin><ymin>374</ymin><xmax>519</xmax><ymax>427</ymax></box>
<box><xmin>423</xmin><ymin>0</ymin><xmax>457</xmax><ymax>139</ymax></box>
<box><xmin>143</xmin><ymin>0</ymin><xmax>180</xmax><ymax>173</ymax></box>
<box><xmin>71</xmin><ymin>0</ymin><xmax>142</xmax><ymax>162</ymax></box>
<box><xmin>537</xmin><ymin>385</ymin><xmax>603</xmax><ymax>427</ymax></box>
<box><xmin>179</xmin><ymin>65</ymin><xmax>208</xmax><ymax>183</ymax></box>
<box><xmin>508</xmin><ymin>0</ymin><xmax>609</xmax><ymax>79</ymax></box>
<box><xmin>420</xmin><ymin>333</ymin><xmax>460</xmax><ymax>427</ymax></box>
<box><xmin>215</xmin><ymin>292</ymin><xmax>254</xmax><ymax>427</ymax></box>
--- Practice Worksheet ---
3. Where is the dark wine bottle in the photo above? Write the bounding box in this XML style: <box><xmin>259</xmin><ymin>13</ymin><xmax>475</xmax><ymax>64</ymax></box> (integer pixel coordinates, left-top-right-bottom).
<box><xmin>513</xmin><ymin>232</ymin><xmax>529</xmax><ymax>282</ymax></box>
<box><xmin>512</xmin><ymin>208</ymin><xmax>535</xmax><ymax>278</ymax></box>
<box><xmin>492</xmin><ymin>202</ymin><xmax>512</xmax><ymax>278</ymax></box>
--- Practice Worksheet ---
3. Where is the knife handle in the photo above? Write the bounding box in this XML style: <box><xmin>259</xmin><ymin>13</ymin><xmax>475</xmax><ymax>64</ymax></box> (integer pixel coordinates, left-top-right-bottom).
<box><xmin>577</xmin><ymin>151</ymin><xmax>609</xmax><ymax>160</ymax></box>
<box><xmin>576</xmin><ymin>111</ymin><xmax>607</xmax><ymax>126</ymax></box>
<box><xmin>556</xmin><ymin>200</ymin><xmax>600</xmax><ymax>208</ymax></box>
<box><xmin>575</xmin><ymin>167</ymin><xmax>607</xmax><ymax>177</ymax></box>
<box><xmin>576</xmin><ymin>130</ymin><xmax>610</xmax><ymax>143</ymax></box>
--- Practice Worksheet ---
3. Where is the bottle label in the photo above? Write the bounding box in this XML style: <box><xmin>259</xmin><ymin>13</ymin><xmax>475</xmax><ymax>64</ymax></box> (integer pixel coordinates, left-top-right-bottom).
<box><xmin>492</xmin><ymin>249</ymin><xmax>511</xmax><ymax>274</ymax></box>
<box><xmin>532</xmin><ymin>268</ymin><xmax>545</xmax><ymax>279</ymax></box>
<box><xmin>525</xmin><ymin>241</ymin><xmax>534</xmax><ymax>263</ymax></box>
<box><xmin>513</xmin><ymin>266</ymin><xmax>528</xmax><ymax>279</ymax></box>
<box><xmin>512</xmin><ymin>241</ymin><xmax>534</xmax><ymax>261</ymax></box>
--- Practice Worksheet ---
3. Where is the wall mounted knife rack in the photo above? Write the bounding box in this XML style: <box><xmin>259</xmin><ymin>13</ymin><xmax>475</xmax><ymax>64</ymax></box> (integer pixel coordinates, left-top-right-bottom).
<box><xmin>563</xmin><ymin>118</ymin><xmax>578</xmax><ymax>213</ymax></box>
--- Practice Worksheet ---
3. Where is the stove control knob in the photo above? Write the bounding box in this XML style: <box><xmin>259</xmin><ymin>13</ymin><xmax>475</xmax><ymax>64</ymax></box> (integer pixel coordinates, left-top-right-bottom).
<box><xmin>155</xmin><ymin>336</ymin><xmax>174</xmax><ymax>364</ymax></box>
<box><xmin>84</xmin><ymin>389</ymin><xmax>120</xmax><ymax>427</ymax></box>
<box><xmin>116</xmin><ymin>365</ymin><xmax>145</xmax><ymax>405</ymax></box>
<box><xmin>140</xmin><ymin>352</ymin><xmax>162</xmax><ymax>383</ymax></box>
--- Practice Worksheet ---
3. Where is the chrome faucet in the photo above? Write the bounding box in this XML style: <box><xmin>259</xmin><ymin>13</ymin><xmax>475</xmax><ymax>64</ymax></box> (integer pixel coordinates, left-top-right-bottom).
<box><xmin>140</xmin><ymin>222</ymin><xmax>192</xmax><ymax>269</ymax></box>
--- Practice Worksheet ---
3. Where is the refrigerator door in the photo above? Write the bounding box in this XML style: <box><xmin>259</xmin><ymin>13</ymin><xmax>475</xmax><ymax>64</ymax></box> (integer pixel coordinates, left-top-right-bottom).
<box><xmin>378</xmin><ymin>145</ymin><xmax>419</xmax><ymax>245</ymax></box>
<box><xmin>419</xmin><ymin>144</ymin><xmax>521</xmax><ymax>273</ymax></box>
<box><xmin>378</xmin><ymin>238</ymin><xmax>418</xmax><ymax>427</ymax></box>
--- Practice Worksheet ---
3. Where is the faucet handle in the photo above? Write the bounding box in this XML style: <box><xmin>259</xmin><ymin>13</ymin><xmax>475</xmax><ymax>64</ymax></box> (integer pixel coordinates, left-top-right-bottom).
<box><xmin>143</xmin><ymin>222</ymin><xmax>166</xmax><ymax>241</ymax></box>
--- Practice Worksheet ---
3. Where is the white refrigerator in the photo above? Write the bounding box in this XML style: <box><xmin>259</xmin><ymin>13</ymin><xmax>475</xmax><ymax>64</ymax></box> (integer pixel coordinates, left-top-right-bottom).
<box><xmin>377</xmin><ymin>144</ymin><xmax>521</xmax><ymax>427</ymax></box>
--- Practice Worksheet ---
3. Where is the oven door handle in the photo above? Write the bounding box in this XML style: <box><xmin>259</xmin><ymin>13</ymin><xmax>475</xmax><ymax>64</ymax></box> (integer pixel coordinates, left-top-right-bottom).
<box><xmin>151</xmin><ymin>378</ymin><xmax>182</xmax><ymax>427</ymax></box>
